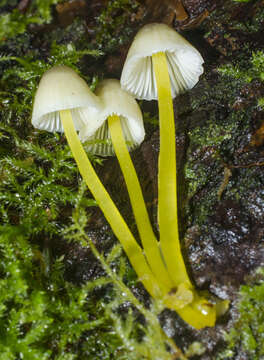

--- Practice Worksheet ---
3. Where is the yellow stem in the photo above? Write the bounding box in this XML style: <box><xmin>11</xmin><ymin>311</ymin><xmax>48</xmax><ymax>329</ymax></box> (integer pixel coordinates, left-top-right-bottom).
<box><xmin>152</xmin><ymin>52</ymin><xmax>219</xmax><ymax>329</ymax></box>
<box><xmin>108</xmin><ymin>114</ymin><xmax>173</xmax><ymax>290</ymax></box>
<box><xmin>152</xmin><ymin>52</ymin><xmax>191</xmax><ymax>286</ymax></box>
<box><xmin>60</xmin><ymin>109</ymin><xmax>164</xmax><ymax>298</ymax></box>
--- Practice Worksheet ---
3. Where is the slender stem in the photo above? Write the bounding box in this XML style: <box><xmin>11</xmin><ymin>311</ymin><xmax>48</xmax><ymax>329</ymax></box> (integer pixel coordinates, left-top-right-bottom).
<box><xmin>108</xmin><ymin>114</ymin><xmax>173</xmax><ymax>290</ymax></box>
<box><xmin>60</xmin><ymin>109</ymin><xmax>165</xmax><ymax>298</ymax></box>
<box><xmin>152</xmin><ymin>52</ymin><xmax>191</xmax><ymax>287</ymax></box>
<box><xmin>152</xmin><ymin>53</ymin><xmax>219</xmax><ymax>329</ymax></box>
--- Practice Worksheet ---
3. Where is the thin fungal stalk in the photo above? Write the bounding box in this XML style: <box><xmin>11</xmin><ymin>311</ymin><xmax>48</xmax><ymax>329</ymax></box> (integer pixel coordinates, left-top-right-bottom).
<box><xmin>59</xmin><ymin>109</ymin><xmax>164</xmax><ymax>299</ymax></box>
<box><xmin>152</xmin><ymin>52</ymin><xmax>218</xmax><ymax>328</ymax></box>
<box><xmin>108</xmin><ymin>114</ymin><xmax>173</xmax><ymax>290</ymax></box>
<box><xmin>152</xmin><ymin>52</ymin><xmax>191</xmax><ymax>287</ymax></box>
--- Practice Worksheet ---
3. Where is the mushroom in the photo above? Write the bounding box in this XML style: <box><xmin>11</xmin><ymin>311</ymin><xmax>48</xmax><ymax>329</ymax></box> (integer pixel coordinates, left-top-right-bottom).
<box><xmin>31</xmin><ymin>65</ymin><xmax>166</xmax><ymax>299</ymax></box>
<box><xmin>120</xmin><ymin>23</ymin><xmax>223</xmax><ymax>328</ymax></box>
<box><xmin>79</xmin><ymin>79</ymin><xmax>173</xmax><ymax>290</ymax></box>
<box><xmin>79</xmin><ymin>78</ymin><xmax>144</xmax><ymax>156</ymax></box>
<box><xmin>32</xmin><ymin>65</ymin><xmax>103</xmax><ymax>135</ymax></box>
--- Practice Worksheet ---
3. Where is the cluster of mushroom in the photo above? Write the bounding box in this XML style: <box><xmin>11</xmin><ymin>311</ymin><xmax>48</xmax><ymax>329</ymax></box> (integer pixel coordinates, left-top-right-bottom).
<box><xmin>32</xmin><ymin>23</ymin><xmax>228</xmax><ymax>329</ymax></box>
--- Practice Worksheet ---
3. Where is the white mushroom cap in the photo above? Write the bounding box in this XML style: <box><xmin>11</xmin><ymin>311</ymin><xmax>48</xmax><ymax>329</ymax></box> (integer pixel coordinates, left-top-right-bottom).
<box><xmin>32</xmin><ymin>65</ymin><xmax>103</xmax><ymax>135</ymax></box>
<box><xmin>79</xmin><ymin>79</ymin><xmax>145</xmax><ymax>156</ymax></box>
<box><xmin>120</xmin><ymin>23</ymin><xmax>204</xmax><ymax>100</ymax></box>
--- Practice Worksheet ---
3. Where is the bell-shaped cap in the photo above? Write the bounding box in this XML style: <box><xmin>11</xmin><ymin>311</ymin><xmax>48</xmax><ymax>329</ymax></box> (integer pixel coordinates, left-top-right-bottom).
<box><xmin>32</xmin><ymin>65</ymin><xmax>103</xmax><ymax>135</ymax></box>
<box><xmin>79</xmin><ymin>79</ymin><xmax>145</xmax><ymax>156</ymax></box>
<box><xmin>120</xmin><ymin>23</ymin><xmax>204</xmax><ymax>100</ymax></box>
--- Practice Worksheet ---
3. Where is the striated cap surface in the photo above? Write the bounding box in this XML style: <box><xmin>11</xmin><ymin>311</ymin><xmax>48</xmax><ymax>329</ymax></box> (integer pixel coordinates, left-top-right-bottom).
<box><xmin>32</xmin><ymin>65</ymin><xmax>103</xmax><ymax>134</ymax></box>
<box><xmin>120</xmin><ymin>23</ymin><xmax>204</xmax><ymax>100</ymax></box>
<box><xmin>79</xmin><ymin>79</ymin><xmax>145</xmax><ymax>156</ymax></box>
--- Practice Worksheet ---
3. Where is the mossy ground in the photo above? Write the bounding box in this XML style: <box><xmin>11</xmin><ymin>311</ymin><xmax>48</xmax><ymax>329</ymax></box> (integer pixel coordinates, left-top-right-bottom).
<box><xmin>0</xmin><ymin>0</ymin><xmax>263</xmax><ymax>359</ymax></box>
<box><xmin>0</xmin><ymin>1</ymin><xmax>182</xmax><ymax>359</ymax></box>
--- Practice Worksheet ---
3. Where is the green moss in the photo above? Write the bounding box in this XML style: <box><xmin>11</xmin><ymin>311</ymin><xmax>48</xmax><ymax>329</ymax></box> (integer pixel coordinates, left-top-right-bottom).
<box><xmin>184</xmin><ymin>106</ymin><xmax>242</xmax><ymax>224</ymax></box>
<box><xmin>0</xmin><ymin>225</ymin><xmax>104</xmax><ymax>359</ymax></box>
<box><xmin>188</xmin><ymin>122</ymin><xmax>237</xmax><ymax>148</ymax></box>
<box><xmin>184</xmin><ymin>164</ymin><xmax>209</xmax><ymax>201</ymax></box>
<box><xmin>218</xmin><ymin>268</ymin><xmax>264</xmax><ymax>360</ymax></box>
<box><xmin>0</xmin><ymin>39</ymin><xmax>102</xmax><ymax>234</ymax></box>
<box><xmin>63</xmin><ymin>204</ymin><xmax>186</xmax><ymax>360</ymax></box>
<box><xmin>184</xmin><ymin>43</ymin><xmax>264</xmax><ymax>225</ymax></box>
<box><xmin>218</xmin><ymin>51</ymin><xmax>264</xmax><ymax>82</ymax></box>
<box><xmin>0</xmin><ymin>203</ymin><xmax>184</xmax><ymax>359</ymax></box>
<box><xmin>204</xmin><ymin>0</ymin><xmax>264</xmax><ymax>45</ymax></box>
<box><xmin>95</xmin><ymin>0</ymin><xmax>139</xmax><ymax>51</ymax></box>
<box><xmin>0</xmin><ymin>1</ymin><xmax>64</xmax><ymax>41</ymax></box>
<box><xmin>0</xmin><ymin>0</ymin><xmax>17</xmax><ymax>6</ymax></box>
<box><xmin>257</xmin><ymin>97</ymin><xmax>264</xmax><ymax>108</ymax></box>
<box><xmin>0</xmin><ymin>3</ymin><xmax>187</xmax><ymax>358</ymax></box>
